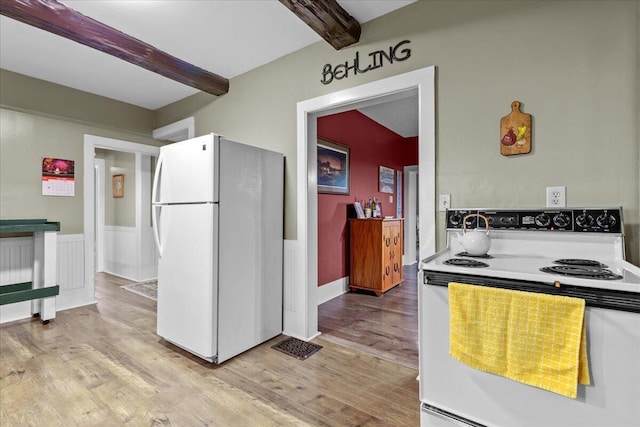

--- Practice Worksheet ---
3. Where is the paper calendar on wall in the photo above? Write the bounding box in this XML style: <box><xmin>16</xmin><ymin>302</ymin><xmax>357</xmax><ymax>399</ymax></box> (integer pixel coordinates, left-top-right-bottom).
<box><xmin>42</xmin><ymin>157</ymin><xmax>75</xmax><ymax>197</ymax></box>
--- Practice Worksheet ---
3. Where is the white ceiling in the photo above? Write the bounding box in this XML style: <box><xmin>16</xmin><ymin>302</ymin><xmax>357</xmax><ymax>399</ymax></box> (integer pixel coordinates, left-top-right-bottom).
<box><xmin>359</xmin><ymin>95</ymin><xmax>418</xmax><ymax>138</ymax></box>
<box><xmin>0</xmin><ymin>0</ymin><xmax>417</xmax><ymax>136</ymax></box>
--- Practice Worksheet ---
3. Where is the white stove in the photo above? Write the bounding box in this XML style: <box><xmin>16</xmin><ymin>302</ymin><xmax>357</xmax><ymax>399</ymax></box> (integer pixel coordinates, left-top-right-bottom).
<box><xmin>418</xmin><ymin>207</ymin><xmax>640</xmax><ymax>427</ymax></box>
<box><xmin>430</xmin><ymin>208</ymin><xmax>638</xmax><ymax>283</ymax></box>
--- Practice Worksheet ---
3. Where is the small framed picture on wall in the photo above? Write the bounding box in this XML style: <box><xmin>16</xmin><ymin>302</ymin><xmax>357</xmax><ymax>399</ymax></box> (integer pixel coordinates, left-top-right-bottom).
<box><xmin>112</xmin><ymin>174</ymin><xmax>124</xmax><ymax>198</ymax></box>
<box><xmin>379</xmin><ymin>166</ymin><xmax>394</xmax><ymax>194</ymax></box>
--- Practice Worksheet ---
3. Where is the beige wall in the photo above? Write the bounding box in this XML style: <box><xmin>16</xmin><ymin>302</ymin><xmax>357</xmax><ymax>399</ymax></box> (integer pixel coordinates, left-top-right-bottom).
<box><xmin>1</xmin><ymin>69</ymin><xmax>155</xmax><ymax>135</ymax></box>
<box><xmin>156</xmin><ymin>0</ymin><xmax>639</xmax><ymax>264</ymax></box>
<box><xmin>0</xmin><ymin>108</ymin><xmax>158</xmax><ymax>234</ymax></box>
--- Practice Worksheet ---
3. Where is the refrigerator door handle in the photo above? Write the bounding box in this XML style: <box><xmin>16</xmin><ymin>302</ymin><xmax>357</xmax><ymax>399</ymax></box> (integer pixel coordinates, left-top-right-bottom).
<box><xmin>152</xmin><ymin>153</ymin><xmax>164</xmax><ymax>257</ymax></box>
<box><xmin>152</xmin><ymin>204</ymin><xmax>164</xmax><ymax>257</ymax></box>
<box><xmin>152</xmin><ymin>153</ymin><xmax>164</xmax><ymax>204</ymax></box>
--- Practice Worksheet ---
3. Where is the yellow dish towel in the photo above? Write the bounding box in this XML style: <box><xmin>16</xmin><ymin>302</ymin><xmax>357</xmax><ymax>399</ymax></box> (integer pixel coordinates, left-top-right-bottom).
<box><xmin>448</xmin><ymin>282</ymin><xmax>590</xmax><ymax>399</ymax></box>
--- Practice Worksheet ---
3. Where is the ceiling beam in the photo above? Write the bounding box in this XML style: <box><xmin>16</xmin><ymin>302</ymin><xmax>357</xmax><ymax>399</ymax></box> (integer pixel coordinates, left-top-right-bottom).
<box><xmin>279</xmin><ymin>0</ymin><xmax>360</xmax><ymax>50</ymax></box>
<box><xmin>0</xmin><ymin>0</ymin><xmax>229</xmax><ymax>96</ymax></box>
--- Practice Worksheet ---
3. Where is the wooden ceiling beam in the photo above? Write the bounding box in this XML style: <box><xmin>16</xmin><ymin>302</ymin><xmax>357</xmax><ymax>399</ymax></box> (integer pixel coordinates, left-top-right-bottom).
<box><xmin>279</xmin><ymin>0</ymin><xmax>360</xmax><ymax>50</ymax></box>
<box><xmin>0</xmin><ymin>0</ymin><xmax>229</xmax><ymax>96</ymax></box>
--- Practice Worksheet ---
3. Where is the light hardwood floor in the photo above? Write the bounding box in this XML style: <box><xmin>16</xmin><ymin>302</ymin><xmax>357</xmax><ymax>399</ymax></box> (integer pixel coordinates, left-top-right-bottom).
<box><xmin>318</xmin><ymin>264</ymin><xmax>419</xmax><ymax>370</ymax></box>
<box><xmin>1</xmin><ymin>272</ymin><xmax>419</xmax><ymax>426</ymax></box>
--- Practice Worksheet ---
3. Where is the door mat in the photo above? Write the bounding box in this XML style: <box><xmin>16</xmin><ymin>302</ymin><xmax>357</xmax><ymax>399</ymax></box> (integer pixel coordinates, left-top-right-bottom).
<box><xmin>121</xmin><ymin>281</ymin><xmax>157</xmax><ymax>301</ymax></box>
<box><xmin>271</xmin><ymin>337</ymin><xmax>322</xmax><ymax>360</ymax></box>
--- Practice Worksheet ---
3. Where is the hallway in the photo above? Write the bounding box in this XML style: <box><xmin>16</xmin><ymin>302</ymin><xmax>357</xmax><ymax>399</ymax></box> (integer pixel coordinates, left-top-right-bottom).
<box><xmin>318</xmin><ymin>264</ymin><xmax>418</xmax><ymax>369</ymax></box>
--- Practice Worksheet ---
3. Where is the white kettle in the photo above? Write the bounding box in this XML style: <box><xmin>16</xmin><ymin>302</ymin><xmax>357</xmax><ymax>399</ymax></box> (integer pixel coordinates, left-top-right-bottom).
<box><xmin>459</xmin><ymin>214</ymin><xmax>491</xmax><ymax>256</ymax></box>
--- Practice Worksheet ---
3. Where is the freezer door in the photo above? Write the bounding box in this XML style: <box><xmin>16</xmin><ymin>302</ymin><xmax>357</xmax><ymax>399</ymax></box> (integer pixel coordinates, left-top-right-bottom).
<box><xmin>153</xmin><ymin>133</ymin><xmax>218</xmax><ymax>204</ymax></box>
<box><xmin>156</xmin><ymin>203</ymin><xmax>218</xmax><ymax>361</ymax></box>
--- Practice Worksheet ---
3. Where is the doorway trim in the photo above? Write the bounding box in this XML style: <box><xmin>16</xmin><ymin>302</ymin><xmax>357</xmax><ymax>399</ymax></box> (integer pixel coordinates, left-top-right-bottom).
<box><xmin>94</xmin><ymin>158</ymin><xmax>105</xmax><ymax>272</ymax></box>
<box><xmin>83</xmin><ymin>135</ymin><xmax>160</xmax><ymax>300</ymax></box>
<box><xmin>290</xmin><ymin>67</ymin><xmax>436</xmax><ymax>340</ymax></box>
<box><xmin>403</xmin><ymin>165</ymin><xmax>419</xmax><ymax>265</ymax></box>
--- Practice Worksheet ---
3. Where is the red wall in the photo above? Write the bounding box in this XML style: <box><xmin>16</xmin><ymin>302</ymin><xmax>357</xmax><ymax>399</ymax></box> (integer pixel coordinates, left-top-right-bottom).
<box><xmin>317</xmin><ymin>110</ymin><xmax>418</xmax><ymax>286</ymax></box>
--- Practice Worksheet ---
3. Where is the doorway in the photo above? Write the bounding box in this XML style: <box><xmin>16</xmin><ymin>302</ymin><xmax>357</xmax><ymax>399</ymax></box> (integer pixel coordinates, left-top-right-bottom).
<box><xmin>83</xmin><ymin>135</ymin><xmax>160</xmax><ymax>302</ymax></box>
<box><xmin>288</xmin><ymin>67</ymin><xmax>436</xmax><ymax>341</ymax></box>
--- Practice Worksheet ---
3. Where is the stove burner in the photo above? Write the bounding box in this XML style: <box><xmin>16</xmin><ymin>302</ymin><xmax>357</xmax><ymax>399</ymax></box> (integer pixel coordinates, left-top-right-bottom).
<box><xmin>456</xmin><ymin>252</ymin><xmax>493</xmax><ymax>259</ymax></box>
<box><xmin>553</xmin><ymin>259</ymin><xmax>608</xmax><ymax>268</ymax></box>
<box><xmin>540</xmin><ymin>266</ymin><xmax>623</xmax><ymax>280</ymax></box>
<box><xmin>444</xmin><ymin>258</ymin><xmax>489</xmax><ymax>268</ymax></box>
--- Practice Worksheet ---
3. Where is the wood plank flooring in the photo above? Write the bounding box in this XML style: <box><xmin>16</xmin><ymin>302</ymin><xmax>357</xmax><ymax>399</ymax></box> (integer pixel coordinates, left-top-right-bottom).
<box><xmin>318</xmin><ymin>264</ymin><xmax>419</xmax><ymax>370</ymax></box>
<box><xmin>1</xmin><ymin>272</ymin><xmax>419</xmax><ymax>426</ymax></box>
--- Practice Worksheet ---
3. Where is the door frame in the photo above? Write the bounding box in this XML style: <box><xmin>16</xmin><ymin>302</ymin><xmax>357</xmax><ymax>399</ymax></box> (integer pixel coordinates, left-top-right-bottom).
<box><xmin>83</xmin><ymin>135</ymin><xmax>160</xmax><ymax>298</ymax></box>
<box><xmin>403</xmin><ymin>165</ymin><xmax>419</xmax><ymax>265</ymax></box>
<box><xmin>289</xmin><ymin>67</ymin><xmax>436</xmax><ymax>340</ymax></box>
<box><xmin>94</xmin><ymin>158</ymin><xmax>105</xmax><ymax>272</ymax></box>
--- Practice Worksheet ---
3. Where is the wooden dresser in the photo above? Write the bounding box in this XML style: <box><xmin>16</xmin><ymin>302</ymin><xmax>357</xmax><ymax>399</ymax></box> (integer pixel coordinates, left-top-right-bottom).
<box><xmin>349</xmin><ymin>218</ymin><xmax>403</xmax><ymax>296</ymax></box>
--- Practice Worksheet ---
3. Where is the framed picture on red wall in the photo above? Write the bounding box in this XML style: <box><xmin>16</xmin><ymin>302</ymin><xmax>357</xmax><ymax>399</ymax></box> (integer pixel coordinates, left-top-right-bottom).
<box><xmin>317</xmin><ymin>138</ymin><xmax>350</xmax><ymax>195</ymax></box>
<box><xmin>379</xmin><ymin>165</ymin><xmax>394</xmax><ymax>193</ymax></box>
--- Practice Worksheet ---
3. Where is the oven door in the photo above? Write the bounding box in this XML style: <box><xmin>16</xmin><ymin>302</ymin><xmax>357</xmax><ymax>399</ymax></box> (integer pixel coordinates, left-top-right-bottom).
<box><xmin>418</xmin><ymin>270</ymin><xmax>640</xmax><ymax>427</ymax></box>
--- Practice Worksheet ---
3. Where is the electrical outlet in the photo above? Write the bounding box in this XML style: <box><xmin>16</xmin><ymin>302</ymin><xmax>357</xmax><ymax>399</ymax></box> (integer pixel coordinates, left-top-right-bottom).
<box><xmin>546</xmin><ymin>186</ymin><xmax>566</xmax><ymax>207</ymax></box>
<box><xmin>439</xmin><ymin>194</ymin><xmax>451</xmax><ymax>212</ymax></box>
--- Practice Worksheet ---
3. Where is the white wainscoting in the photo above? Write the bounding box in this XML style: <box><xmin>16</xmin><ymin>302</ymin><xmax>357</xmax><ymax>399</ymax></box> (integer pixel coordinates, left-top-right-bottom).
<box><xmin>0</xmin><ymin>237</ymin><xmax>33</xmax><ymax>323</ymax></box>
<box><xmin>103</xmin><ymin>225</ymin><xmax>157</xmax><ymax>282</ymax></box>
<box><xmin>56</xmin><ymin>234</ymin><xmax>92</xmax><ymax>312</ymax></box>
<box><xmin>139</xmin><ymin>226</ymin><xmax>158</xmax><ymax>282</ymax></box>
<box><xmin>1</xmin><ymin>234</ymin><xmax>90</xmax><ymax>324</ymax></box>
<box><xmin>0</xmin><ymin>237</ymin><xmax>33</xmax><ymax>285</ymax></box>
<box><xmin>283</xmin><ymin>239</ymin><xmax>337</xmax><ymax>341</ymax></box>
<box><xmin>57</xmin><ymin>234</ymin><xmax>85</xmax><ymax>291</ymax></box>
<box><xmin>104</xmin><ymin>226</ymin><xmax>138</xmax><ymax>280</ymax></box>
<box><xmin>283</xmin><ymin>239</ymin><xmax>304</xmax><ymax>339</ymax></box>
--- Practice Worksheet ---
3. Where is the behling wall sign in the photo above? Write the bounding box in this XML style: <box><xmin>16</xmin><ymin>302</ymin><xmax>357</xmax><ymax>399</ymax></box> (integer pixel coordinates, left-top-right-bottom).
<box><xmin>321</xmin><ymin>40</ymin><xmax>412</xmax><ymax>85</ymax></box>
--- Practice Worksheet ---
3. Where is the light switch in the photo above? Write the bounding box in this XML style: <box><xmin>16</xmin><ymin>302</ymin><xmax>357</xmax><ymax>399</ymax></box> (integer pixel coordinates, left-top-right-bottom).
<box><xmin>389</xmin><ymin>195</ymin><xmax>393</xmax><ymax>203</ymax></box>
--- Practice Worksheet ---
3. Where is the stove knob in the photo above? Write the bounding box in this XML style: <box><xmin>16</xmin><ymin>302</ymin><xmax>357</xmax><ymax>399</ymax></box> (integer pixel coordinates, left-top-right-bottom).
<box><xmin>576</xmin><ymin>212</ymin><xmax>595</xmax><ymax>229</ymax></box>
<box><xmin>449</xmin><ymin>212</ymin><xmax>462</xmax><ymax>226</ymax></box>
<box><xmin>464</xmin><ymin>216</ymin><xmax>477</xmax><ymax>228</ymax></box>
<box><xmin>553</xmin><ymin>213</ymin><xmax>571</xmax><ymax>228</ymax></box>
<box><xmin>535</xmin><ymin>213</ymin><xmax>551</xmax><ymax>227</ymax></box>
<box><xmin>596</xmin><ymin>213</ymin><xmax>616</xmax><ymax>228</ymax></box>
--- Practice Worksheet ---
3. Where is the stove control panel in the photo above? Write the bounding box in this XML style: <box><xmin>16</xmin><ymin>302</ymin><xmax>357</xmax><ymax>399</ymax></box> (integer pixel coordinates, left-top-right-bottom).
<box><xmin>446</xmin><ymin>208</ymin><xmax>622</xmax><ymax>233</ymax></box>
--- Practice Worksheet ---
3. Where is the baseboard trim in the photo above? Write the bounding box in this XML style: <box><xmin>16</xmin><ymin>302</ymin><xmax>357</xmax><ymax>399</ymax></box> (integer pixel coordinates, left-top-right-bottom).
<box><xmin>316</xmin><ymin>276</ymin><xmax>350</xmax><ymax>305</ymax></box>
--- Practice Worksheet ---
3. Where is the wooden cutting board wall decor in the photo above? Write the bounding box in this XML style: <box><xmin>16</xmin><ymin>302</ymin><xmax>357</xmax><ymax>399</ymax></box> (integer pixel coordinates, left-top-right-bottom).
<box><xmin>500</xmin><ymin>101</ymin><xmax>532</xmax><ymax>156</ymax></box>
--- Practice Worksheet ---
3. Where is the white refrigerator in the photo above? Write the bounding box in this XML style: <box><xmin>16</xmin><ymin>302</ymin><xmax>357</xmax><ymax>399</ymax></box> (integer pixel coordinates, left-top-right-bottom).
<box><xmin>152</xmin><ymin>133</ymin><xmax>284</xmax><ymax>363</ymax></box>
